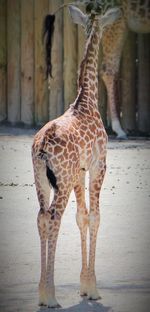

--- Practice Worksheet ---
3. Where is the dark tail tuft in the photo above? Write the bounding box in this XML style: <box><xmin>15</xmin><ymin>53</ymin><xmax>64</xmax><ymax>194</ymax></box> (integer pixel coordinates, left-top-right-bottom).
<box><xmin>43</xmin><ymin>14</ymin><xmax>55</xmax><ymax>79</ymax></box>
<box><xmin>46</xmin><ymin>165</ymin><xmax>58</xmax><ymax>190</ymax></box>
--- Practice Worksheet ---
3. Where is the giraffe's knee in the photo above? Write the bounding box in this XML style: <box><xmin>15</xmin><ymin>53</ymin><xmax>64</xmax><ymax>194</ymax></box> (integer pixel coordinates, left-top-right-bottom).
<box><xmin>76</xmin><ymin>210</ymin><xmax>89</xmax><ymax>231</ymax></box>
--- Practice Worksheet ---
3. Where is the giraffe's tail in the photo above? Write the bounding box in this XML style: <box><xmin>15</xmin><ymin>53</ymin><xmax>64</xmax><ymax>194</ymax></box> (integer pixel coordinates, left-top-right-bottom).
<box><xmin>46</xmin><ymin>165</ymin><xmax>58</xmax><ymax>191</ymax></box>
<box><xmin>38</xmin><ymin>155</ymin><xmax>59</xmax><ymax>193</ymax></box>
<box><xmin>37</xmin><ymin>148</ymin><xmax>59</xmax><ymax>192</ymax></box>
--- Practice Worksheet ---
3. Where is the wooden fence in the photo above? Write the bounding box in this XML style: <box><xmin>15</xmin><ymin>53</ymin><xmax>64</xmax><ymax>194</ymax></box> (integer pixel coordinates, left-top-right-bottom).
<box><xmin>0</xmin><ymin>0</ymin><xmax>150</xmax><ymax>134</ymax></box>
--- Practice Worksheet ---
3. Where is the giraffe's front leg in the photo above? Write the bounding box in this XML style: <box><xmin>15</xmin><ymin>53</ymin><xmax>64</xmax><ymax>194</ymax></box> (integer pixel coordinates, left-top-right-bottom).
<box><xmin>100</xmin><ymin>19</ymin><xmax>128</xmax><ymax>139</ymax></box>
<box><xmin>105</xmin><ymin>75</ymin><xmax>127</xmax><ymax>139</ymax></box>
<box><xmin>87</xmin><ymin>160</ymin><xmax>106</xmax><ymax>300</ymax></box>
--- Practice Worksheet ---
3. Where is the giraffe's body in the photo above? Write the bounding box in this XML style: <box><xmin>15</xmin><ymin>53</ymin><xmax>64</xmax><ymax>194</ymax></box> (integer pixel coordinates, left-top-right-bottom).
<box><xmin>98</xmin><ymin>0</ymin><xmax>150</xmax><ymax>138</ymax></box>
<box><xmin>32</xmin><ymin>6</ymin><xmax>121</xmax><ymax>308</ymax></box>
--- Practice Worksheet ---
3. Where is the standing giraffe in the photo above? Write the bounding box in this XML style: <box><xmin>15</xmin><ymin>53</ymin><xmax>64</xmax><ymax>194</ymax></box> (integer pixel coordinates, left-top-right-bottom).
<box><xmin>32</xmin><ymin>5</ymin><xmax>121</xmax><ymax>308</ymax></box>
<box><xmin>93</xmin><ymin>0</ymin><xmax>150</xmax><ymax>138</ymax></box>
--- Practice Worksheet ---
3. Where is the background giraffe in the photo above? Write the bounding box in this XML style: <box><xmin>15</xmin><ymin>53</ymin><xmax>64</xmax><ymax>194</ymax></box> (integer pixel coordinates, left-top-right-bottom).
<box><xmin>92</xmin><ymin>0</ymin><xmax>150</xmax><ymax>138</ymax></box>
<box><xmin>32</xmin><ymin>5</ymin><xmax>121</xmax><ymax>308</ymax></box>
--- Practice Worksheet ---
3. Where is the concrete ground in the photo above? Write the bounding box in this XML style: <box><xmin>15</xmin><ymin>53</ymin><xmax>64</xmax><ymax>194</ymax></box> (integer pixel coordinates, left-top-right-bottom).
<box><xmin>0</xmin><ymin>127</ymin><xmax>150</xmax><ymax>312</ymax></box>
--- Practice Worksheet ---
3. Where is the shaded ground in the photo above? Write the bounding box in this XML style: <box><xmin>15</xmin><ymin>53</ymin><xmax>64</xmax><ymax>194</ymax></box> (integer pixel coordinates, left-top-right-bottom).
<box><xmin>0</xmin><ymin>127</ymin><xmax>150</xmax><ymax>312</ymax></box>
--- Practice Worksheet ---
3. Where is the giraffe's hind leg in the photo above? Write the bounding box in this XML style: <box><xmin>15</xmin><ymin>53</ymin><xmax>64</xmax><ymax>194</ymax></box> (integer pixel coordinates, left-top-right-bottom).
<box><xmin>38</xmin><ymin>228</ymin><xmax>47</xmax><ymax>306</ymax></box>
<box><xmin>33</xmin><ymin>158</ymin><xmax>51</xmax><ymax>306</ymax></box>
<box><xmin>74</xmin><ymin>170</ymin><xmax>89</xmax><ymax>296</ymax></box>
<box><xmin>88</xmin><ymin>158</ymin><xmax>106</xmax><ymax>300</ymax></box>
<box><xmin>46</xmin><ymin>188</ymin><xmax>71</xmax><ymax>308</ymax></box>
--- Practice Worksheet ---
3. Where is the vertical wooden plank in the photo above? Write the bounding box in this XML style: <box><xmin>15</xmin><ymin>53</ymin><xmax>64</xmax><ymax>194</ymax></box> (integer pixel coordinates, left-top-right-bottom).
<box><xmin>21</xmin><ymin>0</ymin><xmax>34</xmax><ymax>125</ymax></box>
<box><xmin>121</xmin><ymin>32</ymin><xmax>136</xmax><ymax>133</ymax></box>
<box><xmin>0</xmin><ymin>0</ymin><xmax>6</xmax><ymax>122</ymax></box>
<box><xmin>7</xmin><ymin>0</ymin><xmax>21</xmax><ymax>123</ymax></box>
<box><xmin>63</xmin><ymin>0</ymin><xmax>77</xmax><ymax>111</ymax></box>
<box><xmin>34</xmin><ymin>0</ymin><xmax>49</xmax><ymax>126</ymax></box>
<box><xmin>49</xmin><ymin>0</ymin><xmax>63</xmax><ymax>120</ymax></box>
<box><xmin>138</xmin><ymin>34</ymin><xmax>150</xmax><ymax>133</ymax></box>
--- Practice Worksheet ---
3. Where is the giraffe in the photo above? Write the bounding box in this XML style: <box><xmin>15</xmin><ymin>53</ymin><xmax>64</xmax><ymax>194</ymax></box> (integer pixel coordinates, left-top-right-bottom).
<box><xmin>32</xmin><ymin>5</ymin><xmax>121</xmax><ymax>308</ymax></box>
<box><xmin>92</xmin><ymin>0</ymin><xmax>150</xmax><ymax>138</ymax></box>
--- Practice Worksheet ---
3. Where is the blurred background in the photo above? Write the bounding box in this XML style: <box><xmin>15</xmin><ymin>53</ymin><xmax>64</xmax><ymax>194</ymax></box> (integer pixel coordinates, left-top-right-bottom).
<box><xmin>0</xmin><ymin>0</ymin><xmax>150</xmax><ymax>135</ymax></box>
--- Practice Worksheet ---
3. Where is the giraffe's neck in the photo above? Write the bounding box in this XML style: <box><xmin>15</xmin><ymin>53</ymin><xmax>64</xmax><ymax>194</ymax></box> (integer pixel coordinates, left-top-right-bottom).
<box><xmin>74</xmin><ymin>20</ymin><xmax>100</xmax><ymax>111</ymax></box>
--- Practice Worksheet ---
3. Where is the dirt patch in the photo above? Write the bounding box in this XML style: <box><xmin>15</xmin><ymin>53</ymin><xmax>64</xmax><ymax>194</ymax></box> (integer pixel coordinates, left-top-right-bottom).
<box><xmin>0</xmin><ymin>131</ymin><xmax>150</xmax><ymax>312</ymax></box>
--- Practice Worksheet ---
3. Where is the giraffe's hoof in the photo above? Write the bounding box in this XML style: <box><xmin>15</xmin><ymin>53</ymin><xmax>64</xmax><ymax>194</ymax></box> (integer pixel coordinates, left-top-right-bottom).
<box><xmin>87</xmin><ymin>286</ymin><xmax>101</xmax><ymax>301</ymax></box>
<box><xmin>38</xmin><ymin>302</ymin><xmax>47</xmax><ymax>307</ymax></box>
<box><xmin>80</xmin><ymin>274</ymin><xmax>89</xmax><ymax>297</ymax></box>
<box><xmin>47</xmin><ymin>298</ymin><xmax>61</xmax><ymax>308</ymax></box>
<box><xmin>80</xmin><ymin>292</ymin><xmax>87</xmax><ymax>297</ymax></box>
<box><xmin>88</xmin><ymin>292</ymin><xmax>101</xmax><ymax>301</ymax></box>
<box><xmin>48</xmin><ymin>303</ymin><xmax>62</xmax><ymax>309</ymax></box>
<box><xmin>38</xmin><ymin>289</ymin><xmax>47</xmax><ymax>307</ymax></box>
<box><xmin>80</xmin><ymin>282</ymin><xmax>88</xmax><ymax>297</ymax></box>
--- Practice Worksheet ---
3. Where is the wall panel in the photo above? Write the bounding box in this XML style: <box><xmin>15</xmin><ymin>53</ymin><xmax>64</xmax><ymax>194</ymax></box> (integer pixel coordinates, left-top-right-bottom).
<box><xmin>0</xmin><ymin>1</ymin><xmax>149</xmax><ymax>136</ymax></box>
<box><xmin>21</xmin><ymin>0</ymin><xmax>34</xmax><ymax>125</ymax></box>
<box><xmin>7</xmin><ymin>0</ymin><xmax>21</xmax><ymax>123</ymax></box>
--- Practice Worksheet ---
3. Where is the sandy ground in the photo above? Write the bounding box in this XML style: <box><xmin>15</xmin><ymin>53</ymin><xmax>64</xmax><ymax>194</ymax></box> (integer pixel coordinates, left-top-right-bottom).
<box><xmin>0</xmin><ymin>127</ymin><xmax>150</xmax><ymax>312</ymax></box>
